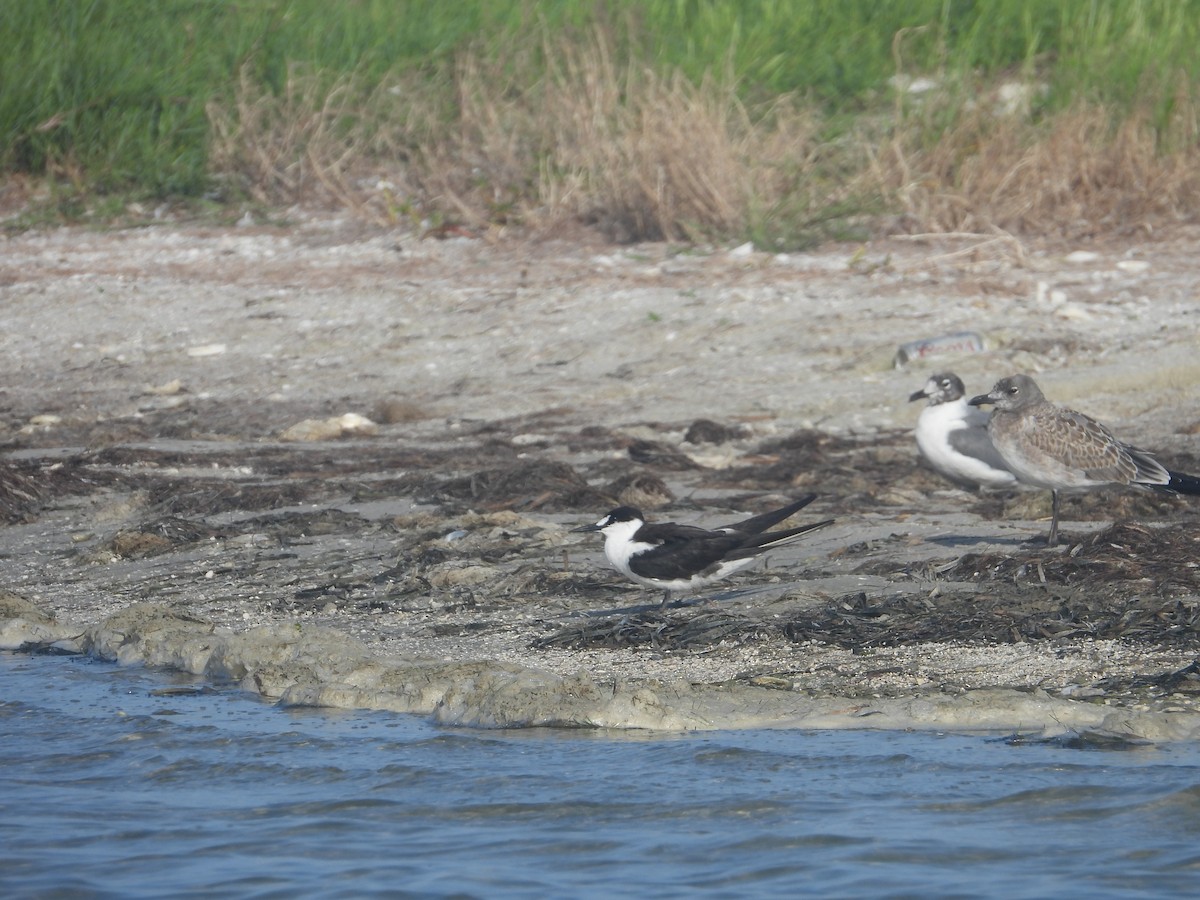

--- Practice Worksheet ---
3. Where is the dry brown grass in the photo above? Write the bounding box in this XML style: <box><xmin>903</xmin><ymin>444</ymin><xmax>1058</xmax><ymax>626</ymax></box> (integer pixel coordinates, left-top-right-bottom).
<box><xmin>206</xmin><ymin>64</ymin><xmax>417</xmax><ymax>221</ymax></box>
<box><xmin>874</xmin><ymin>88</ymin><xmax>1200</xmax><ymax>240</ymax></box>
<box><xmin>205</xmin><ymin>31</ymin><xmax>860</xmax><ymax>243</ymax></box>
<box><xmin>206</xmin><ymin>35</ymin><xmax>1200</xmax><ymax>245</ymax></box>
<box><xmin>532</xmin><ymin>34</ymin><xmax>828</xmax><ymax>242</ymax></box>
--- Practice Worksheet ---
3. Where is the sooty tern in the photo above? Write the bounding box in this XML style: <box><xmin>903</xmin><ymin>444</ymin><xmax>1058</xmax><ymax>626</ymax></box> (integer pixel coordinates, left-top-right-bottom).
<box><xmin>572</xmin><ymin>495</ymin><xmax>833</xmax><ymax>607</ymax></box>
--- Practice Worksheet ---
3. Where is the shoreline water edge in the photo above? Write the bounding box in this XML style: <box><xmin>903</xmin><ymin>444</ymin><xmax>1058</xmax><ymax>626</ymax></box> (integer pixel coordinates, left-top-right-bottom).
<box><xmin>5</xmin><ymin>591</ymin><xmax>1200</xmax><ymax>740</ymax></box>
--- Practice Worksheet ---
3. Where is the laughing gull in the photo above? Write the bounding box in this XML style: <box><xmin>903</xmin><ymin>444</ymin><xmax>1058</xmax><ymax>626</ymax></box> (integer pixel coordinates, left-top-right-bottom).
<box><xmin>909</xmin><ymin>372</ymin><xmax>1018</xmax><ymax>490</ymax></box>
<box><xmin>968</xmin><ymin>374</ymin><xmax>1200</xmax><ymax>545</ymax></box>
<box><xmin>572</xmin><ymin>495</ymin><xmax>833</xmax><ymax>607</ymax></box>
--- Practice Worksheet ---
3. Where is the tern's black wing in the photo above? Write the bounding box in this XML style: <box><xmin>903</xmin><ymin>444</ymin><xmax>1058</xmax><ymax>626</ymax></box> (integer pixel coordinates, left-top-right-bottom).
<box><xmin>627</xmin><ymin>525</ymin><xmax>744</xmax><ymax>580</ymax></box>
<box><xmin>726</xmin><ymin>519</ymin><xmax>834</xmax><ymax>557</ymax></box>
<box><xmin>634</xmin><ymin>522</ymin><xmax>724</xmax><ymax>545</ymax></box>
<box><xmin>717</xmin><ymin>494</ymin><xmax>817</xmax><ymax>535</ymax></box>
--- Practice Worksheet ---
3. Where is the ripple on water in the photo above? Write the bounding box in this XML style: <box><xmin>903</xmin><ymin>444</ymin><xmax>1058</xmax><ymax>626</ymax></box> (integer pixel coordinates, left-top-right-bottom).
<box><xmin>6</xmin><ymin>651</ymin><xmax>1200</xmax><ymax>899</ymax></box>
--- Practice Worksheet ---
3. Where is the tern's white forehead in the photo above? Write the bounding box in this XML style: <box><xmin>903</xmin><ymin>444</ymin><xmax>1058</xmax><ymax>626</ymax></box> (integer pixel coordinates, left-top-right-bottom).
<box><xmin>597</xmin><ymin>517</ymin><xmax>643</xmax><ymax>542</ymax></box>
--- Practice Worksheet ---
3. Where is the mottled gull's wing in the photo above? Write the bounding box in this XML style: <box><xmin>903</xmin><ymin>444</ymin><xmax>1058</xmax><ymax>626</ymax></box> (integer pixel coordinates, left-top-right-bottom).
<box><xmin>1024</xmin><ymin>408</ymin><xmax>1166</xmax><ymax>486</ymax></box>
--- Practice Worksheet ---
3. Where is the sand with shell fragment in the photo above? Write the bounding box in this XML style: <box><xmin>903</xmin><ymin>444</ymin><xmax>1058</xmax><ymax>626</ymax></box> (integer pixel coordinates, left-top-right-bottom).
<box><xmin>2</xmin><ymin>214</ymin><xmax>1200</xmax><ymax>738</ymax></box>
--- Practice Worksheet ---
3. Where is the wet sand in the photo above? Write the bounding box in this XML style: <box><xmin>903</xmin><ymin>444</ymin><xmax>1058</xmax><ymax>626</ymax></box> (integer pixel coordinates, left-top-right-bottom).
<box><xmin>3</xmin><ymin>215</ymin><xmax>1200</xmax><ymax>737</ymax></box>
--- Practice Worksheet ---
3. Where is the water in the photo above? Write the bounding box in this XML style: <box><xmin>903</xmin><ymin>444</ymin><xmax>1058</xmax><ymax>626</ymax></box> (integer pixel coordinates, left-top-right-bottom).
<box><xmin>4</xmin><ymin>652</ymin><xmax>1200</xmax><ymax>899</ymax></box>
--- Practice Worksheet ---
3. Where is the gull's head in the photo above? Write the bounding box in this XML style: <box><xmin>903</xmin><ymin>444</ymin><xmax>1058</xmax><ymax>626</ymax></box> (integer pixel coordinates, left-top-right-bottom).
<box><xmin>968</xmin><ymin>374</ymin><xmax>1044</xmax><ymax>412</ymax></box>
<box><xmin>909</xmin><ymin>372</ymin><xmax>966</xmax><ymax>406</ymax></box>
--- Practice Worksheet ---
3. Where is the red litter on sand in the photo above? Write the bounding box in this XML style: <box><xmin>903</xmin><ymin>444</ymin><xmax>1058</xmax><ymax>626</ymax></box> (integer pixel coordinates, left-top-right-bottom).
<box><xmin>893</xmin><ymin>331</ymin><xmax>985</xmax><ymax>368</ymax></box>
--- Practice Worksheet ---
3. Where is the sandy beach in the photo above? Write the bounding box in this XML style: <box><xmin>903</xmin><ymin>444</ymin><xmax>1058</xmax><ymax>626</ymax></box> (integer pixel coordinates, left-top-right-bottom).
<box><xmin>3</xmin><ymin>214</ymin><xmax>1200</xmax><ymax>738</ymax></box>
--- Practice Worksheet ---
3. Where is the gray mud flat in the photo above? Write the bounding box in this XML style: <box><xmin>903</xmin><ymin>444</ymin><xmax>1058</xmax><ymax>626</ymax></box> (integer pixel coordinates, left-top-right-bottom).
<box><xmin>3</xmin><ymin>216</ymin><xmax>1200</xmax><ymax>738</ymax></box>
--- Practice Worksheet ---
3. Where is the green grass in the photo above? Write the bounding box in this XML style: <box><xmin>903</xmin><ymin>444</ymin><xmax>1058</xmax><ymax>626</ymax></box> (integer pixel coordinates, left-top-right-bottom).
<box><xmin>4</xmin><ymin>0</ymin><xmax>1200</xmax><ymax>234</ymax></box>
<box><xmin>1</xmin><ymin>0</ymin><xmax>497</xmax><ymax>196</ymax></box>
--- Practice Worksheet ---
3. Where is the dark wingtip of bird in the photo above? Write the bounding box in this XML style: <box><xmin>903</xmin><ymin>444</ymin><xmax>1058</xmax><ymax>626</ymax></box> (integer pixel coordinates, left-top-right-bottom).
<box><xmin>786</xmin><ymin>517</ymin><xmax>835</xmax><ymax>537</ymax></box>
<box><xmin>1165</xmin><ymin>470</ymin><xmax>1200</xmax><ymax>496</ymax></box>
